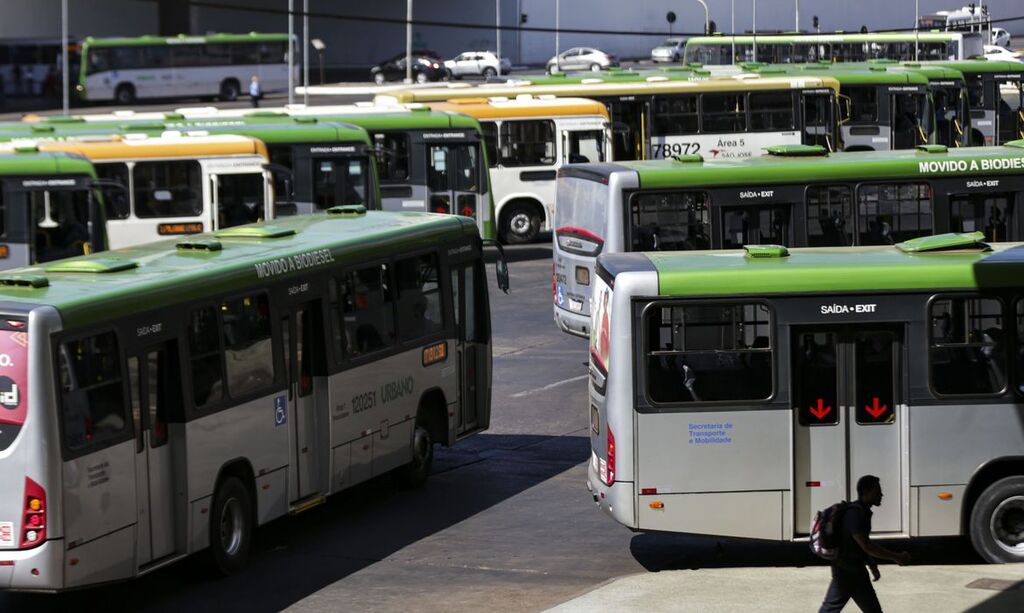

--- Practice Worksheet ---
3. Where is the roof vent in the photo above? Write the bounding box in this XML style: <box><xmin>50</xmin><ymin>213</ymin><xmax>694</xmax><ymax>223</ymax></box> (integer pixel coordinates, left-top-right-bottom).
<box><xmin>744</xmin><ymin>244</ymin><xmax>789</xmax><ymax>258</ymax></box>
<box><xmin>214</xmin><ymin>225</ymin><xmax>296</xmax><ymax>239</ymax></box>
<box><xmin>327</xmin><ymin>204</ymin><xmax>368</xmax><ymax>217</ymax></box>
<box><xmin>292</xmin><ymin>116</ymin><xmax>318</xmax><ymax>124</ymax></box>
<box><xmin>163</xmin><ymin>112</ymin><xmax>185</xmax><ymax>120</ymax></box>
<box><xmin>42</xmin><ymin>116</ymin><xmax>86</xmax><ymax>124</ymax></box>
<box><xmin>45</xmin><ymin>258</ymin><xmax>138</xmax><ymax>273</ymax></box>
<box><xmin>246</xmin><ymin>111</ymin><xmax>288</xmax><ymax>118</ymax></box>
<box><xmin>764</xmin><ymin>144</ymin><xmax>828</xmax><ymax>157</ymax></box>
<box><xmin>29</xmin><ymin>125</ymin><xmax>55</xmax><ymax>133</ymax></box>
<box><xmin>0</xmin><ymin>274</ymin><xmax>49</xmax><ymax>289</ymax></box>
<box><xmin>176</xmin><ymin>238</ymin><xmax>223</xmax><ymax>252</ymax></box>
<box><xmin>916</xmin><ymin>144</ymin><xmax>948</xmax><ymax>154</ymax></box>
<box><xmin>896</xmin><ymin>231</ymin><xmax>990</xmax><ymax>253</ymax></box>
<box><xmin>1005</xmin><ymin>139</ymin><xmax>1024</xmax><ymax>149</ymax></box>
<box><xmin>672</xmin><ymin>154</ymin><xmax>704</xmax><ymax>164</ymax></box>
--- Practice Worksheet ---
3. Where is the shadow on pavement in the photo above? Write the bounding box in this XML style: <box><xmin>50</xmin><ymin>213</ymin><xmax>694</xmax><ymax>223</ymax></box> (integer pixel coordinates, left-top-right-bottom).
<box><xmin>630</xmin><ymin>533</ymin><xmax>982</xmax><ymax>571</ymax></box>
<box><xmin>966</xmin><ymin>579</ymin><xmax>1024</xmax><ymax>612</ymax></box>
<box><xmin>5</xmin><ymin>433</ymin><xmax>589</xmax><ymax>613</ymax></box>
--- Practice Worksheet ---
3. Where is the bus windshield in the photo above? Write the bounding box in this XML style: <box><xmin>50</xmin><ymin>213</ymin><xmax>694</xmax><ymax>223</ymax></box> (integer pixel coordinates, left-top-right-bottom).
<box><xmin>555</xmin><ymin>177</ymin><xmax>607</xmax><ymax>244</ymax></box>
<box><xmin>30</xmin><ymin>188</ymin><xmax>95</xmax><ymax>263</ymax></box>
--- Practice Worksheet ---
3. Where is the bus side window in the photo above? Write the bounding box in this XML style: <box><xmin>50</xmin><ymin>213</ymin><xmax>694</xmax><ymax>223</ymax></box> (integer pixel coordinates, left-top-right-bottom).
<box><xmin>59</xmin><ymin>331</ymin><xmax>129</xmax><ymax>451</ymax></box>
<box><xmin>480</xmin><ymin>122</ymin><xmax>499</xmax><ymax>168</ymax></box>
<box><xmin>220</xmin><ymin>293</ymin><xmax>275</xmax><ymax>398</ymax></box>
<box><xmin>344</xmin><ymin>264</ymin><xmax>397</xmax><ymax>358</ymax></box>
<box><xmin>567</xmin><ymin>130</ymin><xmax>606</xmax><ymax>164</ymax></box>
<box><xmin>749</xmin><ymin>92</ymin><xmax>796</xmax><ymax>132</ymax></box>
<box><xmin>95</xmin><ymin>162</ymin><xmax>131</xmax><ymax>219</ymax></box>
<box><xmin>187</xmin><ymin>305</ymin><xmax>224</xmax><ymax>409</ymax></box>
<box><xmin>700</xmin><ymin>93</ymin><xmax>747</xmax><ymax>133</ymax></box>
<box><xmin>499</xmin><ymin>120</ymin><xmax>556</xmax><ymax>166</ymax></box>
<box><xmin>929</xmin><ymin>297</ymin><xmax>1006</xmax><ymax>396</ymax></box>
<box><xmin>629</xmin><ymin>191</ymin><xmax>710</xmax><ymax>252</ymax></box>
<box><xmin>396</xmin><ymin>253</ymin><xmax>444</xmax><ymax>342</ymax></box>
<box><xmin>373</xmin><ymin>132</ymin><xmax>410</xmax><ymax>182</ymax></box>
<box><xmin>652</xmin><ymin>95</ymin><xmax>698</xmax><ymax>138</ymax></box>
<box><xmin>133</xmin><ymin>161</ymin><xmax>202</xmax><ymax>218</ymax></box>
<box><xmin>857</xmin><ymin>183</ymin><xmax>932</xmax><ymax>245</ymax></box>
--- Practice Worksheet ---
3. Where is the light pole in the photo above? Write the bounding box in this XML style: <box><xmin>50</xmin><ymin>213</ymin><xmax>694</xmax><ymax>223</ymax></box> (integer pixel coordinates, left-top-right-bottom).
<box><xmin>694</xmin><ymin>0</ymin><xmax>710</xmax><ymax>35</ymax></box>
<box><xmin>287</xmin><ymin>0</ymin><xmax>294</xmax><ymax>104</ymax></box>
<box><xmin>495</xmin><ymin>0</ymin><xmax>501</xmax><ymax>63</ymax></box>
<box><xmin>61</xmin><ymin>0</ymin><xmax>69</xmax><ymax>114</ymax></box>
<box><xmin>406</xmin><ymin>0</ymin><xmax>413</xmax><ymax>83</ymax></box>
<box><xmin>752</xmin><ymin>0</ymin><xmax>758</xmax><ymax>62</ymax></box>
<box><xmin>731</xmin><ymin>0</ymin><xmax>735</xmax><ymax>63</ymax></box>
<box><xmin>302</xmin><ymin>0</ymin><xmax>308</xmax><ymax>105</ymax></box>
<box><xmin>311</xmin><ymin>39</ymin><xmax>326</xmax><ymax>85</ymax></box>
<box><xmin>914</xmin><ymin>0</ymin><xmax>920</xmax><ymax>61</ymax></box>
<box><xmin>554</xmin><ymin>0</ymin><xmax>560</xmax><ymax>72</ymax></box>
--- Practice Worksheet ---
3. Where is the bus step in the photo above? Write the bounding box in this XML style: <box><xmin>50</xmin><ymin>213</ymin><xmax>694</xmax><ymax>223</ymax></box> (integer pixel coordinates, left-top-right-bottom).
<box><xmin>289</xmin><ymin>495</ymin><xmax>326</xmax><ymax>515</ymax></box>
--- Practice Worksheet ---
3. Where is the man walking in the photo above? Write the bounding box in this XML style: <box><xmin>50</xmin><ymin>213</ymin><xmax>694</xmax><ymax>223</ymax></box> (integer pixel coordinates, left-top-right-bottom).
<box><xmin>249</xmin><ymin>75</ymin><xmax>263</xmax><ymax>107</ymax></box>
<box><xmin>820</xmin><ymin>475</ymin><xmax>912</xmax><ymax>613</ymax></box>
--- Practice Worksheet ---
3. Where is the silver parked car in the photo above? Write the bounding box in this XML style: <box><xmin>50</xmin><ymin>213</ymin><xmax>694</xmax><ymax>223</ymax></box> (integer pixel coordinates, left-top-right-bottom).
<box><xmin>650</xmin><ymin>37</ymin><xmax>685</xmax><ymax>62</ymax></box>
<box><xmin>546</xmin><ymin>47</ymin><xmax>618</xmax><ymax>74</ymax></box>
<box><xmin>444</xmin><ymin>51</ymin><xmax>512</xmax><ymax>79</ymax></box>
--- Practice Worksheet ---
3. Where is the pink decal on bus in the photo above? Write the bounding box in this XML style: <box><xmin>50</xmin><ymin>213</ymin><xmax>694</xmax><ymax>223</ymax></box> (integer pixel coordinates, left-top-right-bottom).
<box><xmin>0</xmin><ymin>330</ymin><xmax>28</xmax><ymax>427</ymax></box>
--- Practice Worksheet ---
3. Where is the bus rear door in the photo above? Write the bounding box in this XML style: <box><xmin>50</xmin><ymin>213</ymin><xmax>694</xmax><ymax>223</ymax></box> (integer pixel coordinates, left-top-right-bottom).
<box><xmin>450</xmin><ymin>259</ymin><xmax>490</xmax><ymax>437</ymax></box>
<box><xmin>426</xmin><ymin>141</ymin><xmax>481</xmax><ymax>221</ymax></box>
<box><xmin>792</xmin><ymin>324</ymin><xmax>904</xmax><ymax>535</ymax></box>
<box><xmin>801</xmin><ymin>89</ymin><xmax>837</xmax><ymax>151</ymax></box>
<box><xmin>281</xmin><ymin>300</ymin><xmax>327</xmax><ymax>502</ymax></box>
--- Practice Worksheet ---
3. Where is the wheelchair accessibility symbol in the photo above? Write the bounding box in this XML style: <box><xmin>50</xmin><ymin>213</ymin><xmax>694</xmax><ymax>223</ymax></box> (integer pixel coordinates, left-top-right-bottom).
<box><xmin>274</xmin><ymin>395</ymin><xmax>287</xmax><ymax>426</ymax></box>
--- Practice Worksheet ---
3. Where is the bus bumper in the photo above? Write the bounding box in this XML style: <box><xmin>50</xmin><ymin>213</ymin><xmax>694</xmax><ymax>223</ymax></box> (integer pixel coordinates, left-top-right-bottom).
<box><xmin>0</xmin><ymin>539</ymin><xmax>63</xmax><ymax>592</ymax></box>
<box><xmin>554</xmin><ymin>305</ymin><xmax>589</xmax><ymax>339</ymax></box>
<box><xmin>587</xmin><ymin>454</ymin><xmax>636</xmax><ymax>529</ymax></box>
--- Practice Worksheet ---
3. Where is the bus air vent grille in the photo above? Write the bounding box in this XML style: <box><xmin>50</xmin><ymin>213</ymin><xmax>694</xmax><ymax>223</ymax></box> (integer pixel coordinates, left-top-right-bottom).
<box><xmin>765</xmin><ymin>144</ymin><xmax>828</xmax><ymax>157</ymax></box>
<box><xmin>45</xmin><ymin>258</ymin><xmax>138</xmax><ymax>274</ymax></box>
<box><xmin>896</xmin><ymin>231</ymin><xmax>989</xmax><ymax>253</ymax></box>
<box><xmin>744</xmin><ymin>244</ymin><xmax>789</xmax><ymax>259</ymax></box>
<box><xmin>176</xmin><ymin>238</ymin><xmax>223</xmax><ymax>252</ymax></box>
<box><xmin>327</xmin><ymin>204</ymin><xmax>368</xmax><ymax>217</ymax></box>
<box><xmin>672</xmin><ymin>154</ymin><xmax>704</xmax><ymax>164</ymax></box>
<box><xmin>0</xmin><ymin>275</ymin><xmax>49</xmax><ymax>289</ymax></box>
<box><xmin>214</xmin><ymin>226</ymin><xmax>296</xmax><ymax>239</ymax></box>
<box><xmin>916</xmin><ymin>144</ymin><xmax>948</xmax><ymax>154</ymax></box>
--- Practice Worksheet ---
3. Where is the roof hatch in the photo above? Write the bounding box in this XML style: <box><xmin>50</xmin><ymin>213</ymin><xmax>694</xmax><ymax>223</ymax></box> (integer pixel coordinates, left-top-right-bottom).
<box><xmin>327</xmin><ymin>204</ymin><xmax>367</xmax><ymax>217</ymax></box>
<box><xmin>0</xmin><ymin>274</ymin><xmax>49</xmax><ymax>289</ymax></box>
<box><xmin>45</xmin><ymin>258</ymin><xmax>138</xmax><ymax>273</ymax></box>
<box><xmin>214</xmin><ymin>225</ymin><xmax>296</xmax><ymax>239</ymax></box>
<box><xmin>744</xmin><ymin>244</ymin><xmax>789</xmax><ymax>259</ymax></box>
<box><xmin>764</xmin><ymin>144</ymin><xmax>828</xmax><ymax>157</ymax></box>
<box><xmin>671</xmin><ymin>154</ymin><xmax>704</xmax><ymax>164</ymax></box>
<box><xmin>176</xmin><ymin>238</ymin><xmax>223</xmax><ymax>252</ymax></box>
<box><xmin>916</xmin><ymin>144</ymin><xmax>948</xmax><ymax>154</ymax></box>
<box><xmin>896</xmin><ymin>231</ymin><xmax>989</xmax><ymax>253</ymax></box>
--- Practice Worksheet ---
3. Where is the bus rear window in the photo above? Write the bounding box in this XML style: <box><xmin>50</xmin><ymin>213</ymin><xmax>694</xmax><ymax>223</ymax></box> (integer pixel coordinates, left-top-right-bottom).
<box><xmin>930</xmin><ymin>297</ymin><xmax>1005</xmax><ymax>396</ymax></box>
<box><xmin>0</xmin><ymin>327</ymin><xmax>29</xmax><ymax>451</ymax></box>
<box><xmin>645</xmin><ymin>303</ymin><xmax>772</xmax><ymax>404</ymax></box>
<box><xmin>555</xmin><ymin>177</ymin><xmax>608</xmax><ymax>245</ymax></box>
<box><xmin>59</xmin><ymin>331</ymin><xmax>128</xmax><ymax>452</ymax></box>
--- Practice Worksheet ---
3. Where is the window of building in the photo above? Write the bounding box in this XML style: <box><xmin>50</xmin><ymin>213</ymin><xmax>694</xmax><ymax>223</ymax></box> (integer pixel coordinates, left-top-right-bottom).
<box><xmin>59</xmin><ymin>331</ymin><xmax>128</xmax><ymax>451</ymax></box>
<box><xmin>396</xmin><ymin>253</ymin><xmax>443</xmax><ymax>341</ymax></box>
<box><xmin>857</xmin><ymin>183</ymin><xmax>932</xmax><ymax>245</ymax></box>
<box><xmin>645</xmin><ymin>303</ymin><xmax>772</xmax><ymax>403</ymax></box>
<box><xmin>930</xmin><ymin>297</ymin><xmax>1005</xmax><ymax>396</ymax></box>
<box><xmin>630</xmin><ymin>191</ymin><xmax>710</xmax><ymax>251</ymax></box>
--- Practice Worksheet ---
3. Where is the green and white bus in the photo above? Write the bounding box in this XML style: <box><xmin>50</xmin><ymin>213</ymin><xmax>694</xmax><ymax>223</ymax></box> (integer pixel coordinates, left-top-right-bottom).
<box><xmin>930</xmin><ymin>60</ymin><xmax>1024</xmax><ymax>146</ymax></box>
<box><xmin>554</xmin><ymin>143</ymin><xmax>1024</xmax><ymax>337</ymax></box>
<box><xmin>0</xmin><ymin>208</ymin><xmax>507</xmax><ymax>591</ymax></box>
<box><xmin>587</xmin><ymin>234</ymin><xmax>1024</xmax><ymax>563</ymax></box>
<box><xmin>0</xmin><ymin>149</ymin><xmax>106</xmax><ymax>267</ymax></box>
<box><xmin>77</xmin><ymin>33</ymin><xmax>297</xmax><ymax>104</ymax></box>
<box><xmin>683</xmin><ymin>32</ymin><xmax>985</xmax><ymax>66</ymax></box>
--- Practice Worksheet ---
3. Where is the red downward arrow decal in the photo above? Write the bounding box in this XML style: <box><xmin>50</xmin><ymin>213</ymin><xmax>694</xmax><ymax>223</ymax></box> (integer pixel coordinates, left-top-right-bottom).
<box><xmin>809</xmin><ymin>398</ymin><xmax>832</xmax><ymax>420</ymax></box>
<box><xmin>865</xmin><ymin>397</ymin><xmax>888</xmax><ymax>419</ymax></box>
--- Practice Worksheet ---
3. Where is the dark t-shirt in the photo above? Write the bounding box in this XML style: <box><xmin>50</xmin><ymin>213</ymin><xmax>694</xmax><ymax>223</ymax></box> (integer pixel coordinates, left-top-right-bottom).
<box><xmin>835</xmin><ymin>501</ymin><xmax>873</xmax><ymax>571</ymax></box>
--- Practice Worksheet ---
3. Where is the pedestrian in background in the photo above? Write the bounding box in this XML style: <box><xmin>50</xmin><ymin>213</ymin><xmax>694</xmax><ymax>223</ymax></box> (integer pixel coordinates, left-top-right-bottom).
<box><xmin>819</xmin><ymin>475</ymin><xmax>911</xmax><ymax>613</ymax></box>
<box><xmin>249</xmin><ymin>75</ymin><xmax>263</xmax><ymax>107</ymax></box>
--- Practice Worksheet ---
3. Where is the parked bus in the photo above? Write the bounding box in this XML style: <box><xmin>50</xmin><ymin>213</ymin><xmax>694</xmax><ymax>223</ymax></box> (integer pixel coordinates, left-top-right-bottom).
<box><xmin>0</xmin><ymin>148</ymin><xmax>106</xmax><ymax>266</ymax></box>
<box><xmin>379</xmin><ymin>75</ymin><xmax>843</xmax><ymax>161</ymax></box>
<box><xmin>77</xmin><ymin>33</ymin><xmax>297</xmax><ymax>104</ymax></box>
<box><xmin>4</xmin><ymin>133</ymin><xmax>273</xmax><ymax>249</ymax></box>
<box><xmin>21</xmin><ymin>105</ymin><xmax>496</xmax><ymax>240</ymax></box>
<box><xmin>683</xmin><ymin>32</ymin><xmax>985</xmax><ymax>65</ymax></box>
<box><xmin>427</xmin><ymin>96</ymin><xmax>611</xmax><ymax>243</ymax></box>
<box><xmin>10</xmin><ymin>117</ymin><xmax>379</xmax><ymax>216</ymax></box>
<box><xmin>931</xmin><ymin>60</ymin><xmax>1024</xmax><ymax>146</ymax></box>
<box><xmin>587</xmin><ymin>234</ymin><xmax>1024</xmax><ymax>564</ymax></box>
<box><xmin>0</xmin><ymin>208</ymin><xmax>507</xmax><ymax>591</ymax></box>
<box><xmin>554</xmin><ymin>142</ymin><xmax>1024</xmax><ymax>337</ymax></box>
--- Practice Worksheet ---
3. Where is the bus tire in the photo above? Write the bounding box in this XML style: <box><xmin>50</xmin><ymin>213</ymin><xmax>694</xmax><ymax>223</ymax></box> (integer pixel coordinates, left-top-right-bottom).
<box><xmin>114</xmin><ymin>84</ymin><xmax>135</xmax><ymax>105</ymax></box>
<box><xmin>209</xmin><ymin>475</ymin><xmax>253</xmax><ymax>575</ymax></box>
<box><xmin>395</xmin><ymin>424</ymin><xmax>433</xmax><ymax>489</ymax></box>
<box><xmin>220</xmin><ymin>79</ymin><xmax>240</xmax><ymax>102</ymax></box>
<box><xmin>969</xmin><ymin>475</ymin><xmax>1024</xmax><ymax>563</ymax></box>
<box><xmin>482</xmin><ymin>66</ymin><xmax>497</xmax><ymax>78</ymax></box>
<box><xmin>500</xmin><ymin>201</ymin><xmax>542</xmax><ymax>244</ymax></box>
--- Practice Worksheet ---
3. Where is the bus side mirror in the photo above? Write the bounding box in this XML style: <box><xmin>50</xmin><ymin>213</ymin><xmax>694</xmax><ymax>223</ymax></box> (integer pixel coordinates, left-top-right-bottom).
<box><xmin>483</xmin><ymin>239</ymin><xmax>510</xmax><ymax>294</ymax></box>
<box><xmin>838</xmin><ymin>95</ymin><xmax>853</xmax><ymax>124</ymax></box>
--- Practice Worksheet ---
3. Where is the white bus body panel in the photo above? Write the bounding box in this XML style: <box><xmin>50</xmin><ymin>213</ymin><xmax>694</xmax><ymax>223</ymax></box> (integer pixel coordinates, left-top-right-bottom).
<box><xmin>649</xmin><ymin>131</ymin><xmax>801</xmax><ymax>161</ymax></box>
<box><xmin>83</xmin><ymin>64</ymin><xmax>294</xmax><ymax>102</ymax></box>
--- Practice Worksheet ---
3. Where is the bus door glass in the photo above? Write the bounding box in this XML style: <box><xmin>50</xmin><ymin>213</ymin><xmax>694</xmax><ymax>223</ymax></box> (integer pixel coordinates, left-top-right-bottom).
<box><xmin>29</xmin><ymin>186</ymin><xmax>95</xmax><ymax>263</ymax></box>
<box><xmin>720</xmin><ymin>202</ymin><xmax>793</xmax><ymax>249</ymax></box>
<box><xmin>426</xmin><ymin>142</ymin><xmax>481</xmax><ymax>220</ymax></box>
<box><xmin>450</xmin><ymin>260</ymin><xmax>490</xmax><ymax>436</ymax></box>
<box><xmin>932</xmin><ymin>84</ymin><xmax>966</xmax><ymax>147</ymax></box>
<box><xmin>792</xmin><ymin>325</ymin><xmax>904</xmax><ymax>535</ymax></box>
<box><xmin>564</xmin><ymin>129</ymin><xmax>607</xmax><ymax>164</ymax></box>
<box><xmin>891</xmin><ymin>91</ymin><xmax>929</xmax><ymax>149</ymax></box>
<box><xmin>128</xmin><ymin>340</ymin><xmax>182</xmax><ymax>566</ymax></box>
<box><xmin>212</xmin><ymin>170</ymin><xmax>266</xmax><ymax>229</ymax></box>
<box><xmin>312</xmin><ymin>156</ymin><xmax>369</xmax><ymax>210</ymax></box>
<box><xmin>996</xmin><ymin>78</ymin><xmax>1023</xmax><ymax>145</ymax></box>
<box><xmin>607</xmin><ymin>97</ymin><xmax>648</xmax><ymax>160</ymax></box>
<box><xmin>949</xmin><ymin>192</ymin><xmax>1017</xmax><ymax>241</ymax></box>
<box><xmin>801</xmin><ymin>89</ymin><xmax>836</xmax><ymax>151</ymax></box>
<box><xmin>282</xmin><ymin>300</ymin><xmax>326</xmax><ymax>500</ymax></box>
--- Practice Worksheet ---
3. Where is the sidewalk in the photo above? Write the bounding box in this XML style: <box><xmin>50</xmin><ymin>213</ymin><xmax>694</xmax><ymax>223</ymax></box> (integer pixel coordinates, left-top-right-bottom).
<box><xmin>547</xmin><ymin>564</ymin><xmax>1024</xmax><ymax>612</ymax></box>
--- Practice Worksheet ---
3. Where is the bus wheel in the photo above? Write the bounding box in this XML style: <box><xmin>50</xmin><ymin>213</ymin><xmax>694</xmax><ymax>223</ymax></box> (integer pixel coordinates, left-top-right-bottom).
<box><xmin>220</xmin><ymin>79</ymin><xmax>240</xmax><ymax>102</ymax></box>
<box><xmin>114</xmin><ymin>84</ymin><xmax>135</xmax><ymax>105</ymax></box>
<box><xmin>395</xmin><ymin>425</ymin><xmax>433</xmax><ymax>489</ymax></box>
<box><xmin>501</xmin><ymin>202</ymin><xmax>542</xmax><ymax>244</ymax></box>
<box><xmin>969</xmin><ymin>476</ymin><xmax>1024</xmax><ymax>563</ymax></box>
<box><xmin>209</xmin><ymin>475</ymin><xmax>253</xmax><ymax>574</ymax></box>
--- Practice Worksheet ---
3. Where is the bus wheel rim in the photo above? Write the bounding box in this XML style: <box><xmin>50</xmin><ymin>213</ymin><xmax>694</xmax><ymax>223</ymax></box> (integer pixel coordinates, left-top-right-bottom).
<box><xmin>220</xmin><ymin>497</ymin><xmax>245</xmax><ymax>556</ymax></box>
<box><xmin>509</xmin><ymin>212</ymin><xmax>532</xmax><ymax>236</ymax></box>
<box><xmin>990</xmin><ymin>495</ymin><xmax>1024</xmax><ymax>555</ymax></box>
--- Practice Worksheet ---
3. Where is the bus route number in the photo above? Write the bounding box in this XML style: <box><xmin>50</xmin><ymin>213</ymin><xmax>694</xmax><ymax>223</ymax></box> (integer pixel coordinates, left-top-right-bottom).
<box><xmin>652</xmin><ymin>142</ymin><xmax>701</xmax><ymax>158</ymax></box>
<box><xmin>352</xmin><ymin>391</ymin><xmax>376</xmax><ymax>413</ymax></box>
<box><xmin>137</xmin><ymin>323</ymin><xmax>163</xmax><ymax>337</ymax></box>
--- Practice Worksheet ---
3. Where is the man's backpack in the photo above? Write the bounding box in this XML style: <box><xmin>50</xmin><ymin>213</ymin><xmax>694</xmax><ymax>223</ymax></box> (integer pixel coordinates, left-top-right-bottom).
<box><xmin>810</xmin><ymin>501</ymin><xmax>849</xmax><ymax>560</ymax></box>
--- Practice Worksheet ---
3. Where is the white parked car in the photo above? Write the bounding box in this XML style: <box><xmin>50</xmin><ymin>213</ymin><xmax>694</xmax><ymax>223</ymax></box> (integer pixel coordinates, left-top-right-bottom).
<box><xmin>991</xmin><ymin>27</ymin><xmax>1011</xmax><ymax>48</ymax></box>
<box><xmin>444</xmin><ymin>51</ymin><xmax>512</xmax><ymax>79</ymax></box>
<box><xmin>650</xmin><ymin>37</ymin><xmax>685</xmax><ymax>62</ymax></box>
<box><xmin>546</xmin><ymin>48</ymin><xmax>619</xmax><ymax>74</ymax></box>
<box><xmin>983</xmin><ymin>45</ymin><xmax>1023</xmax><ymax>63</ymax></box>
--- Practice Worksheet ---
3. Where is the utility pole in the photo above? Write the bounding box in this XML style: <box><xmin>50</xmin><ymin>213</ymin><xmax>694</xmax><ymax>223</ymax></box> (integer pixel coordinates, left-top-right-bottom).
<box><xmin>496</xmin><ymin>0</ymin><xmax>501</xmax><ymax>62</ymax></box>
<box><xmin>302</xmin><ymin>0</ymin><xmax>308</xmax><ymax>105</ymax></box>
<box><xmin>555</xmin><ymin>0</ymin><xmax>560</xmax><ymax>71</ymax></box>
<box><xmin>795</xmin><ymin>0</ymin><xmax>800</xmax><ymax>32</ymax></box>
<box><xmin>752</xmin><ymin>0</ymin><xmax>758</xmax><ymax>62</ymax></box>
<box><xmin>406</xmin><ymin>0</ymin><xmax>413</xmax><ymax>83</ymax></box>
<box><xmin>914</xmin><ymin>0</ymin><xmax>920</xmax><ymax>61</ymax></box>
<box><xmin>287</xmin><ymin>0</ymin><xmax>294</xmax><ymax>104</ymax></box>
<box><xmin>731</xmin><ymin>0</ymin><xmax>736</xmax><ymax>63</ymax></box>
<box><xmin>61</xmin><ymin>0</ymin><xmax>69</xmax><ymax>114</ymax></box>
<box><xmin>694</xmin><ymin>0</ymin><xmax>709</xmax><ymax>35</ymax></box>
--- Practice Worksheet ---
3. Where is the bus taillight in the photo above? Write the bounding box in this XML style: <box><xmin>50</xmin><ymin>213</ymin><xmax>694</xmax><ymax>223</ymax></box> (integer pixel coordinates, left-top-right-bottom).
<box><xmin>604</xmin><ymin>426</ymin><xmax>616</xmax><ymax>486</ymax></box>
<box><xmin>21</xmin><ymin>477</ymin><xmax>46</xmax><ymax>549</ymax></box>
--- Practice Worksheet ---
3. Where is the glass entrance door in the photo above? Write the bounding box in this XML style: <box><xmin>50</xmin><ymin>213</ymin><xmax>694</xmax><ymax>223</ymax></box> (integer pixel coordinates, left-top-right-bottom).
<box><xmin>427</xmin><ymin>143</ymin><xmax>481</xmax><ymax>220</ymax></box>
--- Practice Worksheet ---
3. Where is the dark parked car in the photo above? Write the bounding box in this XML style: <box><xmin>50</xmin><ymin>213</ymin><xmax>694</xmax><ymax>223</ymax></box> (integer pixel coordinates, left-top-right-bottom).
<box><xmin>371</xmin><ymin>51</ymin><xmax>448</xmax><ymax>84</ymax></box>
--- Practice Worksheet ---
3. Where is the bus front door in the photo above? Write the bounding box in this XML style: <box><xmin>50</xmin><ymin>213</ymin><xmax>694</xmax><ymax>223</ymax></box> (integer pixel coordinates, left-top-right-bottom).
<box><xmin>607</xmin><ymin>98</ymin><xmax>649</xmax><ymax>160</ymax></box>
<box><xmin>282</xmin><ymin>301</ymin><xmax>326</xmax><ymax>501</ymax></box>
<box><xmin>801</xmin><ymin>90</ymin><xmax>837</xmax><ymax>151</ymax></box>
<box><xmin>427</xmin><ymin>143</ymin><xmax>481</xmax><ymax>221</ymax></box>
<box><xmin>451</xmin><ymin>261</ymin><xmax>491</xmax><ymax>437</ymax></box>
<box><xmin>130</xmin><ymin>340</ymin><xmax>183</xmax><ymax>567</ymax></box>
<box><xmin>995</xmin><ymin>78</ymin><xmax>1023</xmax><ymax>145</ymax></box>
<box><xmin>792</xmin><ymin>326</ymin><xmax>904</xmax><ymax>535</ymax></box>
